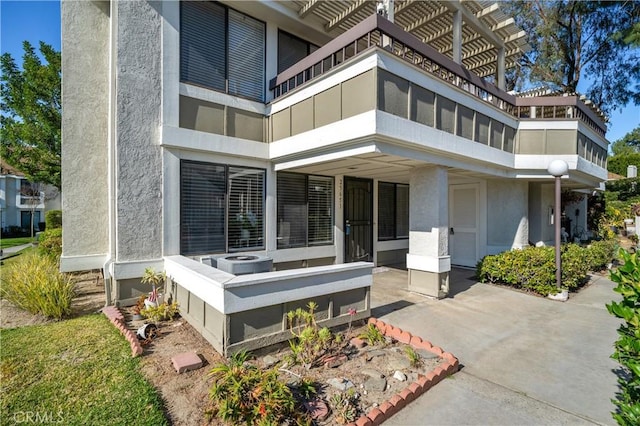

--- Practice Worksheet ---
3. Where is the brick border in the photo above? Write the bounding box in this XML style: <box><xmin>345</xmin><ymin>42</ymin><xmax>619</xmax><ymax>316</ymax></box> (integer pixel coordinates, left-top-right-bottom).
<box><xmin>102</xmin><ymin>306</ymin><xmax>143</xmax><ymax>357</ymax></box>
<box><xmin>347</xmin><ymin>317</ymin><xmax>460</xmax><ymax>425</ymax></box>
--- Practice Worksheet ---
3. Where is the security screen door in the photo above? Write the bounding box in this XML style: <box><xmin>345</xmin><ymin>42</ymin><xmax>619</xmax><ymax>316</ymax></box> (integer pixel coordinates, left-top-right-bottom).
<box><xmin>344</xmin><ymin>177</ymin><xmax>373</xmax><ymax>263</ymax></box>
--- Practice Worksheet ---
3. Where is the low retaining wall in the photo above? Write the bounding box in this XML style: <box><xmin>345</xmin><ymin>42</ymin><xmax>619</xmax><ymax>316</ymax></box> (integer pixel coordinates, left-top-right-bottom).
<box><xmin>164</xmin><ymin>255</ymin><xmax>372</xmax><ymax>356</ymax></box>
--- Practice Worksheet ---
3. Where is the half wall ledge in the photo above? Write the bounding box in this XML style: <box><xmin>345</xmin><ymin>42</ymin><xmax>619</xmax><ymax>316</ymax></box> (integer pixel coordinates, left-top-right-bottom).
<box><xmin>163</xmin><ymin>255</ymin><xmax>373</xmax><ymax>355</ymax></box>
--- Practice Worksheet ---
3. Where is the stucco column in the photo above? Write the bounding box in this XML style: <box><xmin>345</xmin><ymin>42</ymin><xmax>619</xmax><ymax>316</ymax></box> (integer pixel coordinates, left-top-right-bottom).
<box><xmin>406</xmin><ymin>166</ymin><xmax>450</xmax><ymax>298</ymax></box>
<box><xmin>497</xmin><ymin>47</ymin><xmax>506</xmax><ymax>90</ymax></box>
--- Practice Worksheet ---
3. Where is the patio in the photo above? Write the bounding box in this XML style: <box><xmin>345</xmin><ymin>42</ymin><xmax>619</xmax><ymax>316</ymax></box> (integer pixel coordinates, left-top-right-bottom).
<box><xmin>370</xmin><ymin>266</ymin><xmax>621</xmax><ymax>425</ymax></box>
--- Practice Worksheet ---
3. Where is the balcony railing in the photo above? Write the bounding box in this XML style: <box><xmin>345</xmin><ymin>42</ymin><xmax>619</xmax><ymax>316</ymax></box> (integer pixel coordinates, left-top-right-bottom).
<box><xmin>515</xmin><ymin>96</ymin><xmax>606</xmax><ymax>137</ymax></box>
<box><xmin>270</xmin><ymin>14</ymin><xmax>516</xmax><ymax>115</ymax></box>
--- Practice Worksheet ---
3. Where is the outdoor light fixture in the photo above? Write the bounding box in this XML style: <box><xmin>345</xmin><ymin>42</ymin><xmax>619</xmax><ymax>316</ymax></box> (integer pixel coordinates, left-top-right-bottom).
<box><xmin>547</xmin><ymin>159</ymin><xmax>569</xmax><ymax>294</ymax></box>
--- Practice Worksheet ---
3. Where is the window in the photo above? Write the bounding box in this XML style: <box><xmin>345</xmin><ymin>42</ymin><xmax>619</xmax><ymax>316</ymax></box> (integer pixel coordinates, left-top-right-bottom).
<box><xmin>180</xmin><ymin>160</ymin><xmax>265</xmax><ymax>255</ymax></box>
<box><xmin>181</xmin><ymin>1</ymin><xmax>265</xmax><ymax>102</ymax></box>
<box><xmin>378</xmin><ymin>182</ymin><xmax>409</xmax><ymax>240</ymax></box>
<box><xmin>278</xmin><ymin>30</ymin><xmax>318</xmax><ymax>74</ymax></box>
<box><xmin>277</xmin><ymin>172</ymin><xmax>334</xmax><ymax>249</ymax></box>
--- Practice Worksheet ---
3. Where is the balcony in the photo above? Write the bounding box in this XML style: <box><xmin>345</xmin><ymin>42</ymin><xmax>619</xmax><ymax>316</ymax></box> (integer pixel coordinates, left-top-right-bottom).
<box><xmin>270</xmin><ymin>14</ymin><xmax>515</xmax><ymax>114</ymax></box>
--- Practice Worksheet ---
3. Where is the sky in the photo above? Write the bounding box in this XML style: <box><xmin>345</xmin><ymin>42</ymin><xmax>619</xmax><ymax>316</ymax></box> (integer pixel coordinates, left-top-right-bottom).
<box><xmin>0</xmin><ymin>0</ymin><xmax>638</xmax><ymax>144</ymax></box>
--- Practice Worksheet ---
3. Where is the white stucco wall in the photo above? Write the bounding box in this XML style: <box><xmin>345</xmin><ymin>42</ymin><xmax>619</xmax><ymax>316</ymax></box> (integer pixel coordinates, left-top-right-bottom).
<box><xmin>60</xmin><ymin>1</ymin><xmax>110</xmax><ymax>264</ymax></box>
<box><xmin>528</xmin><ymin>182</ymin><xmax>555</xmax><ymax>245</ymax></box>
<box><xmin>487</xmin><ymin>180</ymin><xmax>529</xmax><ymax>254</ymax></box>
<box><xmin>114</xmin><ymin>1</ymin><xmax>163</xmax><ymax>262</ymax></box>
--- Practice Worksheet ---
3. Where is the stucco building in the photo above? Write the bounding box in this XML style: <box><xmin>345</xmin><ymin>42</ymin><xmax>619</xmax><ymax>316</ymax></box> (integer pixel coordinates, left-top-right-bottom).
<box><xmin>61</xmin><ymin>0</ymin><xmax>608</xmax><ymax>354</ymax></box>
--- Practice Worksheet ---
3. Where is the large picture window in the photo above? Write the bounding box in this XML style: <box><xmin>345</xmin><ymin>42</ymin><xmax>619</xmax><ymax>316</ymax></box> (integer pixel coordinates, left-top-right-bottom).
<box><xmin>277</xmin><ymin>30</ymin><xmax>318</xmax><ymax>74</ymax></box>
<box><xmin>180</xmin><ymin>160</ymin><xmax>265</xmax><ymax>255</ymax></box>
<box><xmin>378</xmin><ymin>182</ymin><xmax>409</xmax><ymax>240</ymax></box>
<box><xmin>181</xmin><ymin>1</ymin><xmax>265</xmax><ymax>102</ymax></box>
<box><xmin>277</xmin><ymin>172</ymin><xmax>333</xmax><ymax>249</ymax></box>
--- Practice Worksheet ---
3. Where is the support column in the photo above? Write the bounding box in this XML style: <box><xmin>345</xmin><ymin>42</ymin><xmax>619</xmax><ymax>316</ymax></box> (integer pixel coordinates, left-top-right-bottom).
<box><xmin>406</xmin><ymin>166</ymin><xmax>450</xmax><ymax>298</ymax></box>
<box><xmin>452</xmin><ymin>10</ymin><xmax>462</xmax><ymax>64</ymax></box>
<box><xmin>497</xmin><ymin>47</ymin><xmax>506</xmax><ymax>90</ymax></box>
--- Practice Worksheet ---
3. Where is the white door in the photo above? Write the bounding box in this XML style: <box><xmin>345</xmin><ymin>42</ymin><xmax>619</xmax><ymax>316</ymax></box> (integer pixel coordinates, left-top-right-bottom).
<box><xmin>449</xmin><ymin>184</ymin><xmax>479</xmax><ymax>267</ymax></box>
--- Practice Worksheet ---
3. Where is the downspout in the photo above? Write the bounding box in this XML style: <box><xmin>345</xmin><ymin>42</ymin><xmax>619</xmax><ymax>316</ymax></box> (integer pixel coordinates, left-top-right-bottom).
<box><xmin>104</xmin><ymin>0</ymin><xmax>118</xmax><ymax>306</ymax></box>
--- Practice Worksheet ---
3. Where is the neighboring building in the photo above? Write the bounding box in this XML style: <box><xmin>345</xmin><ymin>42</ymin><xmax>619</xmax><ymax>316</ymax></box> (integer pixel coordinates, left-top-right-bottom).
<box><xmin>0</xmin><ymin>161</ymin><xmax>57</xmax><ymax>234</ymax></box>
<box><xmin>61</xmin><ymin>1</ymin><xmax>608</xmax><ymax>353</ymax></box>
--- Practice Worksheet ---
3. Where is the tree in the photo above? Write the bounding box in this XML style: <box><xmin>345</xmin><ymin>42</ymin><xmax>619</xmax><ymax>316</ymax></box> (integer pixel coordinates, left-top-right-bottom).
<box><xmin>504</xmin><ymin>1</ymin><xmax>640</xmax><ymax>115</ymax></box>
<box><xmin>20</xmin><ymin>181</ymin><xmax>44</xmax><ymax>240</ymax></box>
<box><xmin>608</xmin><ymin>153</ymin><xmax>640</xmax><ymax>177</ymax></box>
<box><xmin>611</xmin><ymin>127</ymin><xmax>640</xmax><ymax>156</ymax></box>
<box><xmin>1</xmin><ymin>41</ymin><xmax>61</xmax><ymax>189</ymax></box>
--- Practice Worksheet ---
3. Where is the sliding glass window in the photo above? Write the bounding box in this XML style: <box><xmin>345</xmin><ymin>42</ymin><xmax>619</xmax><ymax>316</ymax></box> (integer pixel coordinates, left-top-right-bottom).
<box><xmin>181</xmin><ymin>1</ymin><xmax>265</xmax><ymax>102</ymax></box>
<box><xmin>378</xmin><ymin>182</ymin><xmax>409</xmax><ymax>240</ymax></box>
<box><xmin>181</xmin><ymin>160</ymin><xmax>265</xmax><ymax>255</ymax></box>
<box><xmin>277</xmin><ymin>172</ymin><xmax>333</xmax><ymax>249</ymax></box>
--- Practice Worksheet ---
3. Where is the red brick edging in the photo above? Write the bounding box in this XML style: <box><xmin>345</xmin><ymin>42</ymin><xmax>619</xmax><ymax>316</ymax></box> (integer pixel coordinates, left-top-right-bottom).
<box><xmin>102</xmin><ymin>306</ymin><xmax>143</xmax><ymax>357</ymax></box>
<box><xmin>347</xmin><ymin>317</ymin><xmax>460</xmax><ymax>426</ymax></box>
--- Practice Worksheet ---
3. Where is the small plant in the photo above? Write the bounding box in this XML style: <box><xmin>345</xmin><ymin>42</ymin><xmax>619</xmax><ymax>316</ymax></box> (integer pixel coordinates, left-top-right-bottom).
<box><xmin>141</xmin><ymin>267</ymin><xmax>166</xmax><ymax>300</ymax></box>
<box><xmin>293</xmin><ymin>377</ymin><xmax>319</xmax><ymax>400</ymax></box>
<box><xmin>0</xmin><ymin>251</ymin><xmax>75</xmax><ymax>319</ymax></box>
<box><xmin>358</xmin><ymin>323</ymin><xmax>386</xmax><ymax>346</ymax></box>
<box><xmin>404</xmin><ymin>345</ymin><xmax>423</xmax><ymax>368</ymax></box>
<box><xmin>140</xmin><ymin>301</ymin><xmax>179</xmax><ymax>322</ymax></box>
<box><xmin>329</xmin><ymin>389</ymin><xmax>360</xmax><ymax>424</ymax></box>
<box><xmin>607</xmin><ymin>249</ymin><xmax>640</xmax><ymax>425</ymax></box>
<box><xmin>207</xmin><ymin>351</ymin><xmax>308</xmax><ymax>424</ymax></box>
<box><xmin>286</xmin><ymin>301</ymin><xmax>343</xmax><ymax>369</ymax></box>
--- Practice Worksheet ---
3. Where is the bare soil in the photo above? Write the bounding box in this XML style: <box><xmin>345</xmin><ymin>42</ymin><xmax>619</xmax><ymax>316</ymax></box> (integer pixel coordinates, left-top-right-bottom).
<box><xmin>1</xmin><ymin>270</ymin><xmax>444</xmax><ymax>425</ymax></box>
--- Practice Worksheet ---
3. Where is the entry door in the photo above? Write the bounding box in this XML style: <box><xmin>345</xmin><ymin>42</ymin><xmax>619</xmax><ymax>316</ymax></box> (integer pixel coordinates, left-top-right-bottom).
<box><xmin>344</xmin><ymin>177</ymin><xmax>372</xmax><ymax>263</ymax></box>
<box><xmin>449</xmin><ymin>184</ymin><xmax>479</xmax><ymax>267</ymax></box>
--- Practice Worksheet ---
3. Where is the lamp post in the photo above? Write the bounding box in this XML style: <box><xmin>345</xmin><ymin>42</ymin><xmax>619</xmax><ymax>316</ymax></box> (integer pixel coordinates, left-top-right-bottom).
<box><xmin>547</xmin><ymin>160</ymin><xmax>569</xmax><ymax>291</ymax></box>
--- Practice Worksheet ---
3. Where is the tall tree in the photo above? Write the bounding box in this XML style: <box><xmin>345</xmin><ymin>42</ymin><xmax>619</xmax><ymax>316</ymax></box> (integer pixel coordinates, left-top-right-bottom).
<box><xmin>504</xmin><ymin>1</ymin><xmax>640</xmax><ymax>115</ymax></box>
<box><xmin>1</xmin><ymin>41</ymin><xmax>61</xmax><ymax>189</ymax></box>
<box><xmin>611</xmin><ymin>126</ymin><xmax>640</xmax><ymax>156</ymax></box>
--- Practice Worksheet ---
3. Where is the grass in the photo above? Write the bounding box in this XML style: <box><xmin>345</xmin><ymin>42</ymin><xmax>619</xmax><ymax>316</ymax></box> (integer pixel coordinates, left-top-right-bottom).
<box><xmin>0</xmin><ymin>315</ymin><xmax>168</xmax><ymax>425</ymax></box>
<box><xmin>0</xmin><ymin>246</ymin><xmax>36</xmax><ymax>273</ymax></box>
<box><xmin>0</xmin><ymin>237</ymin><xmax>34</xmax><ymax>249</ymax></box>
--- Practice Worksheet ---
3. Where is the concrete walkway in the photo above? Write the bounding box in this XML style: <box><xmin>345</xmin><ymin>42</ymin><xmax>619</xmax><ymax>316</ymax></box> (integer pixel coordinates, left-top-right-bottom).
<box><xmin>0</xmin><ymin>243</ymin><xmax>33</xmax><ymax>260</ymax></box>
<box><xmin>371</xmin><ymin>267</ymin><xmax>621</xmax><ymax>425</ymax></box>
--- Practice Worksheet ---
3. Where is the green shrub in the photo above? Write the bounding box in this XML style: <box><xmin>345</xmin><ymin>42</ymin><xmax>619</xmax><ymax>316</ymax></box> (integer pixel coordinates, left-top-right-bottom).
<box><xmin>586</xmin><ymin>239</ymin><xmax>618</xmax><ymax>271</ymax></box>
<box><xmin>477</xmin><ymin>243</ymin><xmax>603</xmax><ymax>296</ymax></box>
<box><xmin>38</xmin><ymin>228</ymin><xmax>62</xmax><ymax>259</ymax></box>
<box><xmin>207</xmin><ymin>351</ymin><xmax>308</xmax><ymax>425</ymax></box>
<box><xmin>0</xmin><ymin>252</ymin><xmax>75</xmax><ymax>319</ymax></box>
<box><xmin>607</xmin><ymin>249</ymin><xmax>640</xmax><ymax>425</ymax></box>
<box><xmin>45</xmin><ymin>209</ymin><xmax>62</xmax><ymax>229</ymax></box>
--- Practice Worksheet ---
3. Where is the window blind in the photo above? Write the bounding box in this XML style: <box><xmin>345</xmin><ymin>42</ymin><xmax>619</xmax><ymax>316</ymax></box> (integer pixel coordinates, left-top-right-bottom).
<box><xmin>228</xmin><ymin>166</ymin><xmax>265</xmax><ymax>251</ymax></box>
<box><xmin>378</xmin><ymin>182</ymin><xmax>395</xmax><ymax>240</ymax></box>
<box><xmin>228</xmin><ymin>9</ymin><xmax>265</xmax><ymax>101</ymax></box>
<box><xmin>180</xmin><ymin>1</ymin><xmax>226</xmax><ymax>92</ymax></box>
<box><xmin>308</xmin><ymin>176</ymin><xmax>333</xmax><ymax>245</ymax></box>
<box><xmin>180</xmin><ymin>161</ymin><xmax>226</xmax><ymax>255</ymax></box>
<box><xmin>277</xmin><ymin>172</ymin><xmax>307</xmax><ymax>248</ymax></box>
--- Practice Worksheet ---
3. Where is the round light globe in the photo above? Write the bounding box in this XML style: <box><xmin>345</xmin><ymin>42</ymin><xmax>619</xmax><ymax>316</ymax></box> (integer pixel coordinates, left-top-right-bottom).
<box><xmin>547</xmin><ymin>159</ymin><xmax>569</xmax><ymax>177</ymax></box>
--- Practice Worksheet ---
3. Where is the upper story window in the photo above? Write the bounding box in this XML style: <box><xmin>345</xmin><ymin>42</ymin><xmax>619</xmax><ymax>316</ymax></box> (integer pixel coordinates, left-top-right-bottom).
<box><xmin>180</xmin><ymin>1</ymin><xmax>265</xmax><ymax>102</ymax></box>
<box><xmin>277</xmin><ymin>30</ymin><xmax>318</xmax><ymax>74</ymax></box>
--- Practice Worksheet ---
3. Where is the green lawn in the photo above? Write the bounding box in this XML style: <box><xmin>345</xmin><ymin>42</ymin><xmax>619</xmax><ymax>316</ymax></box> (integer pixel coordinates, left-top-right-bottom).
<box><xmin>0</xmin><ymin>315</ymin><xmax>168</xmax><ymax>426</ymax></box>
<box><xmin>0</xmin><ymin>237</ymin><xmax>34</xmax><ymax>249</ymax></box>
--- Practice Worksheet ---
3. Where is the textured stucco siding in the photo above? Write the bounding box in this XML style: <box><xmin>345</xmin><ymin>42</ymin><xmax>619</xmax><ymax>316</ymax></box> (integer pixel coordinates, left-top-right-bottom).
<box><xmin>114</xmin><ymin>1</ymin><xmax>163</xmax><ymax>261</ymax></box>
<box><xmin>487</xmin><ymin>180</ymin><xmax>529</xmax><ymax>251</ymax></box>
<box><xmin>61</xmin><ymin>1</ymin><xmax>110</xmax><ymax>258</ymax></box>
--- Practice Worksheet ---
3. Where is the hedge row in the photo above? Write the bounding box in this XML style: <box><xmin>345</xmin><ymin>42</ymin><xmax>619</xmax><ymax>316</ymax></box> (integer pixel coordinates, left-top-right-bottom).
<box><xmin>476</xmin><ymin>240</ymin><xmax>617</xmax><ymax>296</ymax></box>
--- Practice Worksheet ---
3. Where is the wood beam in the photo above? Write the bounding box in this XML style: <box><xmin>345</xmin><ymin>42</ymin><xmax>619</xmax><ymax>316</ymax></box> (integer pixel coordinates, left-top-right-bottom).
<box><xmin>326</xmin><ymin>0</ymin><xmax>369</xmax><ymax>32</ymax></box>
<box><xmin>443</xmin><ymin>0</ymin><xmax>504</xmax><ymax>48</ymax></box>
<box><xmin>299</xmin><ymin>0</ymin><xmax>321</xmax><ymax>18</ymax></box>
<box><xmin>475</xmin><ymin>3</ymin><xmax>499</xmax><ymax>19</ymax></box>
<box><xmin>403</xmin><ymin>6</ymin><xmax>448</xmax><ymax>33</ymax></box>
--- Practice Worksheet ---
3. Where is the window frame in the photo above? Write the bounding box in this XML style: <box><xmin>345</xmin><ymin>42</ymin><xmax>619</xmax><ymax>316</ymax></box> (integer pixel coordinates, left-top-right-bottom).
<box><xmin>276</xmin><ymin>171</ymin><xmax>334</xmax><ymax>249</ymax></box>
<box><xmin>377</xmin><ymin>181</ymin><xmax>409</xmax><ymax>241</ymax></box>
<box><xmin>180</xmin><ymin>1</ymin><xmax>266</xmax><ymax>102</ymax></box>
<box><xmin>180</xmin><ymin>160</ymin><xmax>266</xmax><ymax>256</ymax></box>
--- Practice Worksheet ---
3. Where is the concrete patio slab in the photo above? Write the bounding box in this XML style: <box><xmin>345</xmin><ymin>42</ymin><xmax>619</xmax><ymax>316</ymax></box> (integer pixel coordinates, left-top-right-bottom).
<box><xmin>371</xmin><ymin>267</ymin><xmax>621</xmax><ymax>425</ymax></box>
